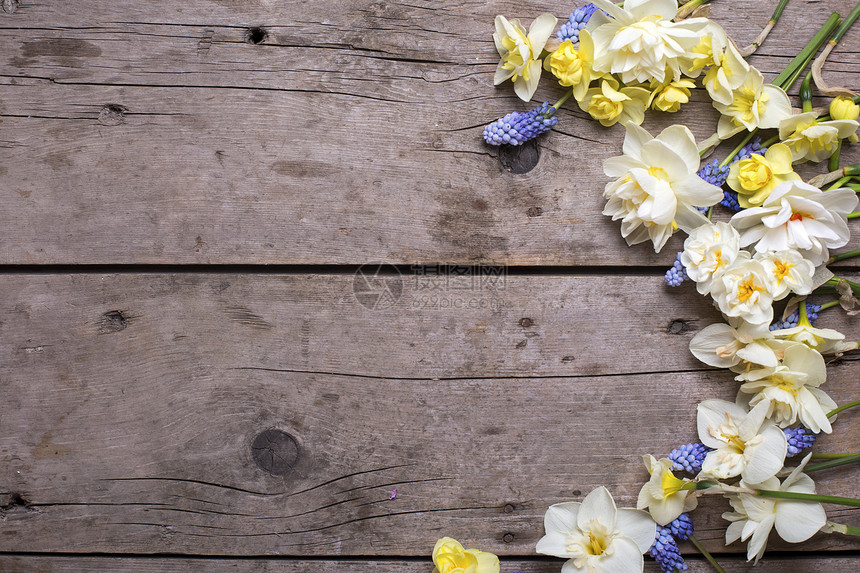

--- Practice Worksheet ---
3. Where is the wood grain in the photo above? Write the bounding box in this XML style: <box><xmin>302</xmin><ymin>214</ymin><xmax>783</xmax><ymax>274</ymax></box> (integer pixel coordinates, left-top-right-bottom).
<box><xmin>0</xmin><ymin>556</ymin><xmax>858</xmax><ymax>573</ymax></box>
<box><xmin>0</xmin><ymin>0</ymin><xmax>857</xmax><ymax>264</ymax></box>
<box><xmin>1</xmin><ymin>274</ymin><xmax>857</xmax><ymax>556</ymax></box>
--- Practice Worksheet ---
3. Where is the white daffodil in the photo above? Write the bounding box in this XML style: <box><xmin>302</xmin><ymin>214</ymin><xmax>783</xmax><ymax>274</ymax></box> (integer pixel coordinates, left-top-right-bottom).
<box><xmin>730</xmin><ymin>180</ymin><xmax>858</xmax><ymax>266</ymax></box>
<box><xmin>708</xmin><ymin>254</ymin><xmax>775</xmax><ymax>325</ymax></box>
<box><xmin>681</xmin><ymin>222</ymin><xmax>742</xmax><ymax>295</ymax></box>
<box><xmin>697</xmin><ymin>400</ymin><xmax>787</xmax><ymax>484</ymax></box>
<box><xmin>493</xmin><ymin>14</ymin><xmax>557</xmax><ymax>102</ymax></box>
<box><xmin>689</xmin><ymin>30</ymin><xmax>750</xmax><ymax>106</ymax></box>
<box><xmin>723</xmin><ymin>455</ymin><xmax>826</xmax><ymax>563</ymax></box>
<box><xmin>738</xmin><ymin>342</ymin><xmax>836</xmax><ymax>433</ymax></box>
<box><xmin>778</xmin><ymin>111</ymin><xmax>859</xmax><ymax>163</ymax></box>
<box><xmin>715</xmin><ymin>67</ymin><xmax>792</xmax><ymax>139</ymax></box>
<box><xmin>586</xmin><ymin>0</ymin><xmax>709</xmax><ymax>85</ymax></box>
<box><xmin>602</xmin><ymin>122</ymin><xmax>723</xmax><ymax>252</ymax></box>
<box><xmin>772</xmin><ymin>321</ymin><xmax>851</xmax><ymax>354</ymax></box>
<box><xmin>637</xmin><ymin>455</ymin><xmax>699</xmax><ymax>525</ymax></box>
<box><xmin>754</xmin><ymin>250</ymin><xmax>814</xmax><ymax>301</ymax></box>
<box><xmin>537</xmin><ymin>486</ymin><xmax>656</xmax><ymax>573</ymax></box>
<box><xmin>689</xmin><ymin>317</ymin><xmax>781</xmax><ymax>370</ymax></box>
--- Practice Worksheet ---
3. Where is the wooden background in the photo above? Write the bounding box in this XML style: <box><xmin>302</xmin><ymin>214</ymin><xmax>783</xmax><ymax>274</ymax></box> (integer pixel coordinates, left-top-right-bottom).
<box><xmin>1</xmin><ymin>0</ymin><xmax>858</xmax><ymax>571</ymax></box>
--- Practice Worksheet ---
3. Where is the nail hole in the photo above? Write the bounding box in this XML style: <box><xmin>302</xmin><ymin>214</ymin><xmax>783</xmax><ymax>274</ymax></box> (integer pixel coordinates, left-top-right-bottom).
<box><xmin>503</xmin><ymin>504</ymin><xmax>514</xmax><ymax>513</ymax></box>
<box><xmin>518</xmin><ymin>317</ymin><xmax>533</xmax><ymax>328</ymax></box>
<box><xmin>526</xmin><ymin>206</ymin><xmax>543</xmax><ymax>217</ymax></box>
<box><xmin>503</xmin><ymin>533</ymin><xmax>515</xmax><ymax>543</ymax></box>
<box><xmin>246</xmin><ymin>27</ymin><xmax>267</xmax><ymax>44</ymax></box>
<box><xmin>98</xmin><ymin>310</ymin><xmax>131</xmax><ymax>334</ymax></box>
<box><xmin>251</xmin><ymin>429</ymin><xmax>299</xmax><ymax>476</ymax></box>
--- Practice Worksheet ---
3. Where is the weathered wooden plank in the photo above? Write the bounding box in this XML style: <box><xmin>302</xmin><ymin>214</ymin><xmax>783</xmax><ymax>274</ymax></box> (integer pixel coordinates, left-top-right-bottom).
<box><xmin>0</xmin><ymin>0</ymin><xmax>857</xmax><ymax>264</ymax></box>
<box><xmin>0</xmin><ymin>556</ymin><xmax>857</xmax><ymax>573</ymax></box>
<box><xmin>1</xmin><ymin>274</ymin><xmax>857</xmax><ymax>555</ymax></box>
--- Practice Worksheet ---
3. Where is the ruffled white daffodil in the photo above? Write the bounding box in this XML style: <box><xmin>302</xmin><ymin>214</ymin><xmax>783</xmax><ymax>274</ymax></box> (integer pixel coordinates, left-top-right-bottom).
<box><xmin>722</xmin><ymin>455</ymin><xmax>826</xmax><ymax>563</ymax></box>
<box><xmin>697</xmin><ymin>400</ymin><xmax>787</xmax><ymax>484</ymax></box>
<box><xmin>586</xmin><ymin>0</ymin><xmax>709</xmax><ymax>85</ymax></box>
<box><xmin>688</xmin><ymin>29</ymin><xmax>750</xmax><ymax>106</ymax></box>
<box><xmin>708</xmin><ymin>253</ymin><xmax>775</xmax><ymax>325</ymax></box>
<box><xmin>537</xmin><ymin>486</ymin><xmax>656</xmax><ymax>573</ymax></box>
<box><xmin>754</xmin><ymin>250</ymin><xmax>814</xmax><ymax>300</ymax></box>
<box><xmin>730</xmin><ymin>180</ymin><xmax>858</xmax><ymax>266</ymax></box>
<box><xmin>689</xmin><ymin>317</ymin><xmax>781</xmax><ymax>370</ymax></box>
<box><xmin>637</xmin><ymin>455</ymin><xmax>699</xmax><ymax>525</ymax></box>
<box><xmin>738</xmin><ymin>342</ymin><xmax>835</xmax><ymax>433</ymax></box>
<box><xmin>493</xmin><ymin>14</ymin><xmax>557</xmax><ymax>102</ymax></box>
<box><xmin>778</xmin><ymin>111</ymin><xmax>859</xmax><ymax>163</ymax></box>
<box><xmin>715</xmin><ymin>67</ymin><xmax>792</xmax><ymax>139</ymax></box>
<box><xmin>602</xmin><ymin>122</ymin><xmax>723</xmax><ymax>252</ymax></box>
<box><xmin>432</xmin><ymin>537</ymin><xmax>499</xmax><ymax>573</ymax></box>
<box><xmin>726</xmin><ymin>143</ymin><xmax>801</xmax><ymax>208</ymax></box>
<box><xmin>681</xmin><ymin>222</ymin><xmax>742</xmax><ymax>295</ymax></box>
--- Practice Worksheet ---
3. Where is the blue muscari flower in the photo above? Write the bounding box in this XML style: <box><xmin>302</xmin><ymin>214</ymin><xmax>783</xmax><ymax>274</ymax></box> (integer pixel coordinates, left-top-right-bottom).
<box><xmin>770</xmin><ymin>303</ymin><xmax>821</xmax><ymax>331</ymax></box>
<box><xmin>720</xmin><ymin>190</ymin><xmax>741</xmax><ymax>211</ymax></box>
<box><xmin>729</xmin><ymin>137</ymin><xmax>767</xmax><ymax>164</ymax></box>
<box><xmin>650</xmin><ymin>526</ymin><xmax>688</xmax><ymax>572</ymax></box>
<box><xmin>665</xmin><ymin>253</ymin><xmax>688</xmax><ymax>287</ymax></box>
<box><xmin>482</xmin><ymin>102</ymin><xmax>558</xmax><ymax>146</ymax></box>
<box><xmin>557</xmin><ymin>4</ymin><xmax>598</xmax><ymax>44</ymax></box>
<box><xmin>697</xmin><ymin>158</ymin><xmax>729</xmax><ymax>188</ymax></box>
<box><xmin>669</xmin><ymin>513</ymin><xmax>694</xmax><ymax>541</ymax></box>
<box><xmin>784</xmin><ymin>426</ymin><xmax>817</xmax><ymax>456</ymax></box>
<box><xmin>668</xmin><ymin>442</ymin><xmax>710</xmax><ymax>473</ymax></box>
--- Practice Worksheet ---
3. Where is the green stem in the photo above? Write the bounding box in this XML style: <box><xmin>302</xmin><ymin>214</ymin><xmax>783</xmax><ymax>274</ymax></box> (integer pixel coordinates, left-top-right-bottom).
<box><xmin>828</xmin><ymin>399</ymin><xmax>860</xmax><ymax>417</ymax></box>
<box><xmin>828</xmin><ymin>248</ymin><xmax>860</xmax><ymax>263</ymax></box>
<box><xmin>761</xmin><ymin>134</ymin><xmax>780</xmax><ymax>147</ymax></box>
<box><xmin>547</xmin><ymin>89</ymin><xmax>574</xmax><ymax>115</ymax></box>
<box><xmin>756</xmin><ymin>489</ymin><xmax>860</xmax><ymax>507</ymax></box>
<box><xmin>804</xmin><ymin>453</ymin><xmax>860</xmax><ymax>473</ymax></box>
<box><xmin>771</xmin><ymin>0</ymin><xmax>791</xmax><ymax>23</ymax></box>
<box><xmin>830</xmin><ymin>140</ymin><xmax>842</xmax><ymax>172</ymax></box>
<box><xmin>676</xmin><ymin>0</ymin><xmax>710</xmax><ymax>19</ymax></box>
<box><xmin>811</xmin><ymin>452</ymin><xmax>860</xmax><ymax>459</ymax></box>
<box><xmin>772</xmin><ymin>13</ymin><xmax>842</xmax><ymax>90</ymax></box>
<box><xmin>828</xmin><ymin>176</ymin><xmax>852</xmax><ymax>191</ymax></box>
<box><xmin>848</xmin><ymin>211</ymin><xmax>860</xmax><ymax>219</ymax></box>
<box><xmin>835</xmin><ymin>524</ymin><xmax>860</xmax><ymax>536</ymax></box>
<box><xmin>826</xmin><ymin>276</ymin><xmax>860</xmax><ymax>294</ymax></box>
<box><xmin>688</xmin><ymin>534</ymin><xmax>727</xmax><ymax>573</ymax></box>
<box><xmin>800</xmin><ymin>72</ymin><xmax>814</xmax><ymax>112</ymax></box>
<box><xmin>719</xmin><ymin>130</ymin><xmax>758</xmax><ymax>167</ymax></box>
<box><xmin>818</xmin><ymin>299</ymin><xmax>841</xmax><ymax>311</ymax></box>
<box><xmin>831</xmin><ymin>1</ymin><xmax>860</xmax><ymax>44</ymax></box>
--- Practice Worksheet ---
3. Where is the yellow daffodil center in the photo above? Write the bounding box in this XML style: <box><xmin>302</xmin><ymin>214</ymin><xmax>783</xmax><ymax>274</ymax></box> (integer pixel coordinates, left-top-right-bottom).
<box><xmin>721</xmin><ymin>433</ymin><xmax>746</xmax><ymax>452</ymax></box>
<box><xmin>587</xmin><ymin>532</ymin><xmax>608</xmax><ymax>556</ymax></box>
<box><xmin>548</xmin><ymin>41</ymin><xmax>584</xmax><ymax>87</ymax></box>
<box><xmin>500</xmin><ymin>33</ymin><xmax>533</xmax><ymax>81</ymax></box>
<box><xmin>736</xmin><ymin>155</ymin><xmax>772</xmax><ymax>191</ymax></box>
<box><xmin>689</xmin><ymin>36</ymin><xmax>713</xmax><ymax>72</ymax></box>
<box><xmin>773</xmin><ymin>260</ymin><xmax>793</xmax><ymax>284</ymax></box>
<box><xmin>730</xmin><ymin>87</ymin><xmax>768</xmax><ymax>125</ymax></box>
<box><xmin>737</xmin><ymin>278</ymin><xmax>763</xmax><ymax>303</ymax></box>
<box><xmin>660</xmin><ymin>468</ymin><xmax>687</xmax><ymax>497</ymax></box>
<box><xmin>648</xmin><ymin>166</ymin><xmax>669</xmax><ymax>181</ymax></box>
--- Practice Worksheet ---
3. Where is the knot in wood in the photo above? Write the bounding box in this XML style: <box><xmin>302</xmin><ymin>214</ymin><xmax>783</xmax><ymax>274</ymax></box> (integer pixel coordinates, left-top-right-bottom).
<box><xmin>99</xmin><ymin>104</ymin><xmax>127</xmax><ymax>126</ymax></box>
<box><xmin>251</xmin><ymin>429</ymin><xmax>299</xmax><ymax>476</ymax></box>
<box><xmin>498</xmin><ymin>140</ymin><xmax>539</xmax><ymax>174</ymax></box>
<box><xmin>2</xmin><ymin>0</ymin><xmax>18</xmax><ymax>15</ymax></box>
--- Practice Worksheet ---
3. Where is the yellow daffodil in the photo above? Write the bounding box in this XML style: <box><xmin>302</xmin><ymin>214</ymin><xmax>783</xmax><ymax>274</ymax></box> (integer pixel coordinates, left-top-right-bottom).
<box><xmin>493</xmin><ymin>14</ymin><xmax>557</xmax><ymax>102</ymax></box>
<box><xmin>726</xmin><ymin>143</ymin><xmax>801</xmax><ymax>208</ymax></box>
<box><xmin>579</xmin><ymin>78</ymin><xmax>650</xmax><ymax>127</ymax></box>
<box><xmin>432</xmin><ymin>537</ymin><xmax>499</xmax><ymax>573</ymax></box>
<box><xmin>544</xmin><ymin>29</ymin><xmax>599</xmax><ymax>101</ymax></box>
<box><xmin>778</xmin><ymin>111</ymin><xmax>859</xmax><ymax>163</ymax></box>
<box><xmin>648</xmin><ymin>78</ymin><xmax>696</xmax><ymax>113</ymax></box>
<box><xmin>830</xmin><ymin>96</ymin><xmax>860</xmax><ymax>121</ymax></box>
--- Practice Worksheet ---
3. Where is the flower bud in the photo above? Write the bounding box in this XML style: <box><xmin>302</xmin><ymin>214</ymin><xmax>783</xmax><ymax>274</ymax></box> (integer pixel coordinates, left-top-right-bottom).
<box><xmin>830</xmin><ymin>96</ymin><xmax>860</xmax><ymax>121</ymax></box>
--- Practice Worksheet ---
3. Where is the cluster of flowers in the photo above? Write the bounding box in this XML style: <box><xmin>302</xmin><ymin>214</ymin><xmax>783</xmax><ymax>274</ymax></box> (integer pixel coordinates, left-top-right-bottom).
<box><xmin>440</xmin><ymin>1</ymin><xmax>860</xmax><ymax>573</ymax></box>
